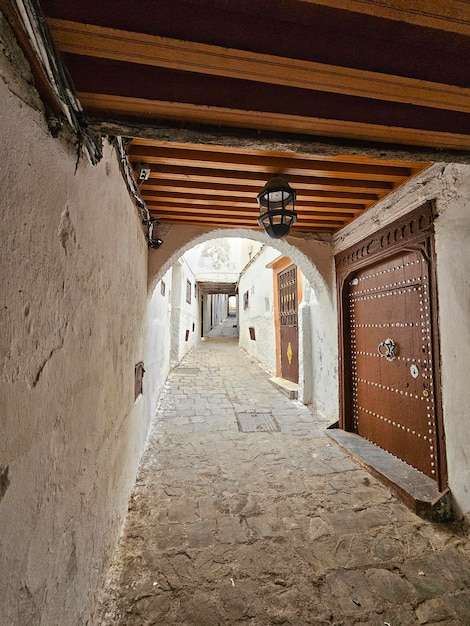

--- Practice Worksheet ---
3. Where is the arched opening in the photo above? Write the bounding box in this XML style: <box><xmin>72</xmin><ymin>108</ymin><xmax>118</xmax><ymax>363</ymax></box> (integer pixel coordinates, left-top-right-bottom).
<box><xmin>143</xmin><ymin>227</ymin><xmax>338</xmax><ymax>422</ymax></box>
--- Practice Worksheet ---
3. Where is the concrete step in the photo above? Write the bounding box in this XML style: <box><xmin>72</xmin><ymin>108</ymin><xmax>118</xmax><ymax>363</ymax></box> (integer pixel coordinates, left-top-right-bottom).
<box><xmin>268</xmin><ymin>376</ymin><xmax>299</xmax><ymax>400</ymax></box>
<box><xmin>326</xmin><ymin>427</ymin><xmax>452</xmax><ymax>522</ymax></box>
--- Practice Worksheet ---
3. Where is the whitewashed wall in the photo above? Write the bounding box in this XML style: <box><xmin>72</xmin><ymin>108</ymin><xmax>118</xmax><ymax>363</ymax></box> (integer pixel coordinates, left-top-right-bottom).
<box><xmin>0</xmin><ymin>33</ymin><xmax>150</xmax><ymax>625</ymax></box>
<box><xmin>238</xmin><ymin>246</ymin><xmax>279</xmax><ymax>375</ymax></box>
<box><xmin>434</xmin><ymin>165</ymin><xmax>470</xmax><ymax>521</ymax></box>
<box><xmin>303</xmin><ymin>280</ymin><xmax>338</xmax><ymax>415</ymax></box>
<box><xmin>201</xmin><ymin>291</ymin><xmax>212</xmax><ymax>337</ymax></box>
<box><xmin>170</xmin><ymin>258</ymin><xmax>201</xmax><ymax>362</ymax></box>
<box><xmin>185</xmin><ymin>238</ymin><xmax>262</xmax><ymax>283</ymax></box>
<box><xmin>333</xmin><ymin>162</ymin><xmax>470</xmax><ymax>522</ymax></box>
<box><xmin>211</xmin><ymin>293</ymin><xmax>229</xmax><ymax>328</ymax></box>
<box><xmin>143</xmin><ymin>268</ymin><xmax>173</xmax><ymax>420</ymax></box>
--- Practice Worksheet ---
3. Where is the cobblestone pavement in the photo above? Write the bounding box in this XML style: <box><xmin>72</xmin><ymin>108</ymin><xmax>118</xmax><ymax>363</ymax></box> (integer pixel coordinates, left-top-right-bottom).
<box><xmin>95</xmin><ymin>339</ymin><xmax>470</xmax><ymax>625</ymax></box>
<box><xmin>206</xmin><ymin>315</ymin><xmax>239</xmax><ymax>340</ymax></box>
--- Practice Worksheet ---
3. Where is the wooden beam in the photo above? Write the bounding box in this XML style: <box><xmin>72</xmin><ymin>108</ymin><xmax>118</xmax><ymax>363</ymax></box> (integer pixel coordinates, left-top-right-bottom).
<box><xmin>145</xmin><ymin>167</ymin><xmax>396</xmax><ymax>192</ymax></box>
<box><xmin>49</xmin><ymin>19</ymin><xmax>470</xmax><ymax>113</ymax></box>
<box><xmin>129</xmin><ymin>145</ymin><xmax>413</xmax><ymax>178</ymax></box>
<box><xmin>86</xmin><ymin>117</ymin><xmax>470</xmax><ymax>164</ymax></box>
<box><xmin>142</xmin><ymin>194</ymin><xmax>367</xmax><ymax>215</ymax></box>
<box><xmin>301</xmin><ymin>0</ymin><xmax>470</xmax><ymax>36</ymax></box>
<box><xmin>79</xmin><ymin>93</ymin><xmax>470</xmax><ymax>151</ymax></box>
<box><xmin>141</xmin><ymin>181</ymin><xmax>381</xmax><ymax>202</ymax></box>
<box><xmin>153</xmin><ymin>213</ymin><xmax>340</xmax><ymax>230</ymax></box>
<box><xmin>132</xmin><ymin>138</ymin><xmax>429</xmax><ymax>169</ymax></box>
<box><xmin>146</xmin><ymin>203</ymin><xmax>360</xmax><ymax>220</ymax></box>
<box><xmin>143</xmin><ymin>195</ymin><xmax>366</xmax><ymax>213</ymax></box>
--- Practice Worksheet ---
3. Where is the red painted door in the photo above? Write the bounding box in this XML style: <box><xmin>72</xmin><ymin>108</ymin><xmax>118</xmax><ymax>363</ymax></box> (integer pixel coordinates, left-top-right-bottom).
<box><xmin>348</xmin><ymin>250</ymin><xmax>438</xmax><ymax>479</ymax></box>
<box><xmin>279</xmin><ymin>264</ymin><xmax>299</xmax><ymax>384</ymax></box>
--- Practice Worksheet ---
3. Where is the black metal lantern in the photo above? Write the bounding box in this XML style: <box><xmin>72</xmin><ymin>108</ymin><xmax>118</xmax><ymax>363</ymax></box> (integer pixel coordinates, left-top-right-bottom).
<box><xmin>257</xmin><ymin>175</ymin><xmax>297</xmax><ymax>239</ymax></box>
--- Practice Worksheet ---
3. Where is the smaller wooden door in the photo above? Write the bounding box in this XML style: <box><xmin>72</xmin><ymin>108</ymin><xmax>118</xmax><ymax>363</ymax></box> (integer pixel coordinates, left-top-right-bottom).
<box><xmin>278</xmin><ymin>265</ymin><xmax>299</xmax><ymax>383</ymax></box>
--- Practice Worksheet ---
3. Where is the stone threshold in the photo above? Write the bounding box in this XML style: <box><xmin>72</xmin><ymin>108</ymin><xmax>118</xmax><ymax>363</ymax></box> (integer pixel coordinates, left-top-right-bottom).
<box><xmin>326</xmin><ymin>427</ymin><xmax>452</xmax><ymax>522</ymax></box>
<box><xmin>268</xmin><ymin>377</ymin><xmax>299</xmax><ymax>400</ymax></box>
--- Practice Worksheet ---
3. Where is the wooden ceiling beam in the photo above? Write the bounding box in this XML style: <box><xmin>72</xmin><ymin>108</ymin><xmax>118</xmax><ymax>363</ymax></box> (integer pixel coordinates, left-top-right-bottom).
<box><xmin>147</xmin><ymin>204</ymin><xmax>359</xmax><ymax>220</ymax></box>
<box><xmin>154</xmin><ymin>219</ymin><xmax>335</xmax><ymax>233</ymax></box>
<box><xmin>145</xmin><ymin>168</ymin><xmax>395</xmax><ymax>192</ymax></box>
<box><xmin>153</xmin><ymin>213</ymin><xmax>342</xmax><ymax>230</ymax></box>
<box><xmin>49</xmin><ymin>19</ymin><xmax>470</xmax><ymax>113</ymax></box>
<box><xmin>129</xmin><ymin>146</ymin><xmax>413</xmax><ymax>179</ymax></box>
<box><xmin>131</xmin><ymin>160</ymin><xmax>410</xmax><ymax>183</ymax></box>
<box><xmin>302</xmin><ymin>0</ymin><xmax>470</xmax><ymax>36</ymax></box>
<box><xmin>132</xmin><ymin>138</ymin><xmax>430</xmax><ymax>169</ymax></box>
<box><xmin>81</xmin><ymin>94</ymin><xmax>470</xmax><ymax>151</ymax></box>
<box><xmin>143</xmin><ymin>195</ymin><xmax>366</xmax><ymax>213</ymax></box>
<box><xmin>141</xmin><ymin>182</ymin><xmax>381</xmax><ymax>202</ymax></box>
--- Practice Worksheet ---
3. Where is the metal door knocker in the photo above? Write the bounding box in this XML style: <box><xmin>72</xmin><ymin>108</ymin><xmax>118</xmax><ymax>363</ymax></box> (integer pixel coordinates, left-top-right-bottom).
<box><xmin>377</xmin><ymin>338</ymin><xmax>397</xmax><ymax>361</ymax></box>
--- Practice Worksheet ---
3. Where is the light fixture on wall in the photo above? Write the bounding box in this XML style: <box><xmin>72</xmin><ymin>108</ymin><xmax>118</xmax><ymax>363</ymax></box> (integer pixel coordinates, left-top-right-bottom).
<box><xmin>257</xmin><ymin>175</ymin><xmax>297</xmax><ymax>239</ymax></box>
<box><xmin>148</xmin><ymin>217</ymin><xmax>163</xmax><ymax>248</ymax></box>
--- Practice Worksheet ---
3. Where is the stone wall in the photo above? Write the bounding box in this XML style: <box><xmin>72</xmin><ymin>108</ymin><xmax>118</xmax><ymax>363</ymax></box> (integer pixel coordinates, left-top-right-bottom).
<box><xmin>0</xmin><ymin>39</ymin><xmax>150</xmax><ymax>624</ymax></box>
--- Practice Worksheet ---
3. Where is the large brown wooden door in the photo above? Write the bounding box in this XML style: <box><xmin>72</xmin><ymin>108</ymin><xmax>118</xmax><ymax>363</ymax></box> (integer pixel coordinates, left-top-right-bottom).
<box><xmin>278</xmin><ymin>264</ymin><xmax>299</xmax><ymax>383</ymax></box>
<box><xmin>348</xmin><ymin>249</ymin><xmax>438</xmax><ymax>479</ymax></box>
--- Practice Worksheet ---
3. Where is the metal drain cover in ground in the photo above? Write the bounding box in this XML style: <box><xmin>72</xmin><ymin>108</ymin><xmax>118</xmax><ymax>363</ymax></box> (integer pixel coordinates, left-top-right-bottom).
<box><xmin>236</xmin><ymin>412</ymin><xmax>280</xmax><ymax>433</ymax></box>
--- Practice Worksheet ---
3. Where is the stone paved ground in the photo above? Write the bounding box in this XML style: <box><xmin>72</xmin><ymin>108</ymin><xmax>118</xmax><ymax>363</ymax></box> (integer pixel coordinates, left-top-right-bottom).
<box><xmin>94</xmin><ymin>338</ymin><xmax>470</xmax><ymax>625</ymax></box>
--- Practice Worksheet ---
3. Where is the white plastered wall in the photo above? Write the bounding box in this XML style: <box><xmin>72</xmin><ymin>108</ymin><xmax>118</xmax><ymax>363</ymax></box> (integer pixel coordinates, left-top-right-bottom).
<box><xmin>211</xmin><ymin>293</ymin><xmax>229</xmax><ymax>327</ymax></box>
<box><xmin>238</xmin><ymin>246</ymin><xmax>279</xmax><ymax>374</ymax></box>
<box><xmin>144</xmin><ymin>268</ymin><xmax>173</xmax><ymax>420</ymax></box>
<box><xmin>433</xmin><ymin>165</ymin><xmax>470</xmax><ymax>521</ymax></box>
<box><xmin>0</xmin><ymin>32</ymin><xmax>151</xmax><ymax>624</ymax></box>
<box><xmin>333</xmin><ymin>162</ymin><xmax>470</xmax><ymax>521</ymax></box>
<box><xmin>170</xmin><ymin>258</ymin><xmax>201</xmax><ymax>363</ymax></box>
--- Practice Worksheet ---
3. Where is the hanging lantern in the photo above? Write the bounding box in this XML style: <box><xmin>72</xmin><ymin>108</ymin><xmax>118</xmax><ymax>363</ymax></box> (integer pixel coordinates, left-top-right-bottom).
<box><xmin>257</xmin><ymin>175</ymin><xmax>297</xmax><ymax>239</ymax></box>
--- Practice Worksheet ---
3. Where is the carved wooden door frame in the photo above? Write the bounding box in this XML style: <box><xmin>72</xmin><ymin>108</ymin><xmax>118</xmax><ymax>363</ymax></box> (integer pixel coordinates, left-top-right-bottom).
<box><xmin>335</xmin><ymin>202</ymin><xmax>448</xmax><ymax>490</ymax></box>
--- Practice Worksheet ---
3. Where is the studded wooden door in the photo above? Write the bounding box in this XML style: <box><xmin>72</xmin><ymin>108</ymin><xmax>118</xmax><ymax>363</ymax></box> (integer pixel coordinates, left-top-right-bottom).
<box><xmin>348</xmin><ymin>250</ymin><xmax>438</xmax><ymax>479</ymax></box>
<box><xmin>278</xmin><ymin>264</ymin><xmax>299</xmax><ymax>383</ymax></box>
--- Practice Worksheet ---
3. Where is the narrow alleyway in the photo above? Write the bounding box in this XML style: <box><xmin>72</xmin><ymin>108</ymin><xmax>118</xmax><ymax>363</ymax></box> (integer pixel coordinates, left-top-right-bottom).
<box><xmin>95</xmin><ymin>339</ymin><xmax>470</xmax><ymax>625</ymax></box>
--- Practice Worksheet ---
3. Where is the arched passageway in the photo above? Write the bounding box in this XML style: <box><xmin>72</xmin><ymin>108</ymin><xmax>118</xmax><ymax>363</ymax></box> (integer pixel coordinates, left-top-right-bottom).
<box><xmin>144</xmin><ymin>227</ymin><xmax>339</xmax><ymax>422</ymax></box>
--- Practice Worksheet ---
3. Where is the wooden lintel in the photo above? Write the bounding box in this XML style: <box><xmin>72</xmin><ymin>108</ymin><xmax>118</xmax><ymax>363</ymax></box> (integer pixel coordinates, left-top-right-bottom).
<box><xmin>87</xmin><ymin>117</ymin><xmax>470</xmax><ymax>164</ymax></box>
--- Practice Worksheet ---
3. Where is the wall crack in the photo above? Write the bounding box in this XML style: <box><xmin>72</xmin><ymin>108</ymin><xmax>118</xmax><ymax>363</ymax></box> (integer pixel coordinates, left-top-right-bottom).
<box><xmin>0</xmin><ymin>466</ymin><xmax>10</xmax><ymax>504</ymax></box>
<box><xmin>31</xmin><ymin>333</ymin><xmax>65</xmax><ymax>388</ymax></box>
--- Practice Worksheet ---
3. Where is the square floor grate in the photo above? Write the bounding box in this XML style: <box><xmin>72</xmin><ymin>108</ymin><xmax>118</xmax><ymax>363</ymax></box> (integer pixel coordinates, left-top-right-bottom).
<box><xmin>236</xmin><ymin>412</ymin><xmax>280</xmax><ymax>433</ymax></box>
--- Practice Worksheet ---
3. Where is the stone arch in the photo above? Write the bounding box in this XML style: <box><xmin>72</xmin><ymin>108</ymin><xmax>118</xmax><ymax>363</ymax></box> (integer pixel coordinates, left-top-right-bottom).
<box><xmin>146</xmin><ymin>225</ymin><xmax>338</xmax><ymax>419</ymax></box>
<box><xmin>148</xmin><ymin>226</ymin><xmax>333</xmax><ymax>303</ymax></box>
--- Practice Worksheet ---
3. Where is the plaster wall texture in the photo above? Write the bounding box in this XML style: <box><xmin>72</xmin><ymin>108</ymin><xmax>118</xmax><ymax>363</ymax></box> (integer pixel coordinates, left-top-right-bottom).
<box><xmin>0</xmin><ymin>51</ymin><xmax>150</xmax><ymax>626</ymax></box>
<box><xmin>304</xmin><ymin>281</ymin><xmax>339</xmax><ymax>419</ymax></box>
<box><xmin>298</xmin><ymin>302</ymin><xmax>313</xmax><ymax>405</ymax></box>
<box><xmin>211</xmin><ymin>293</ymin><xmax>229</xmax><ymax>328</ymax></box>
<box><xmin>433</xmin><ymin>164</ymin><xmax>470</xmax><ymax>521</ymax></box>
<box><xmin>144</xmin><ymin>268</ymin><xmax>173</xmax><ymax>420</ymax></box>
<box><xmin>172</xmin><ymin>258</ymin><xmax>201</xmax><ymax>362</ymax></box>
<box><xmin>201</xmin><ymin>292</ymin><xmax>212</xmax><ymax>336</ymax></box>
<box><xmin>333</xmin><ymin>162</ymin><xmax>470</xmax><ymax>520</ymax></box>
<box><xmin>183</xmin><ymin>238</ymin><xmax>262</xmax><ymax>283</ymax></box>
<box><xmin>238</xmin><ymin>246</ymin><xmax>280</xmax><ymax>375</ymax></box>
